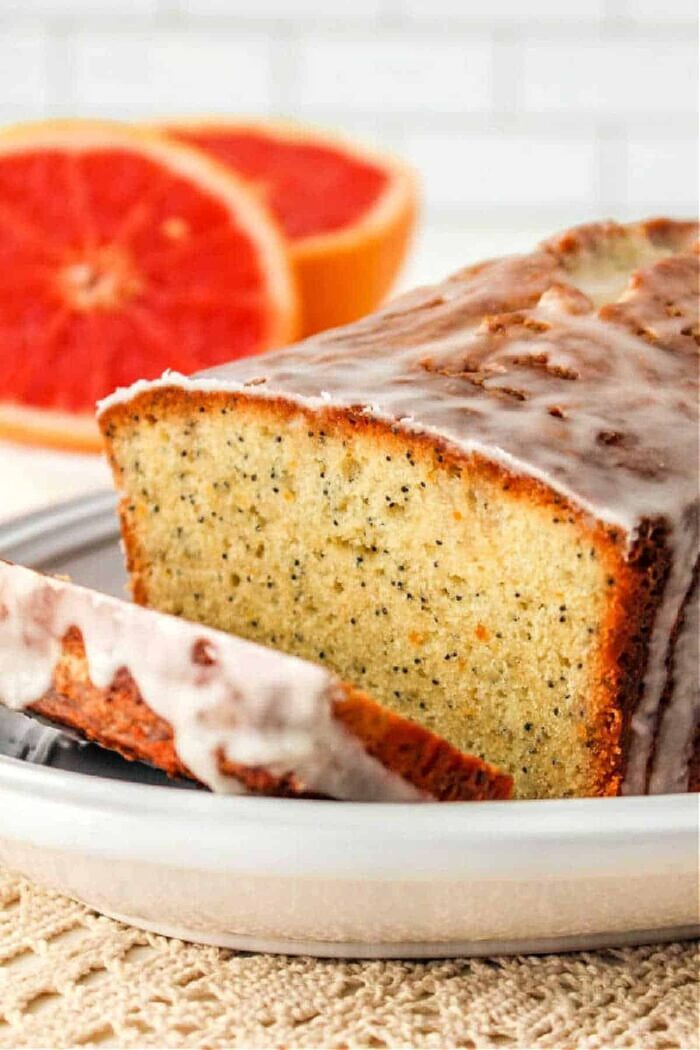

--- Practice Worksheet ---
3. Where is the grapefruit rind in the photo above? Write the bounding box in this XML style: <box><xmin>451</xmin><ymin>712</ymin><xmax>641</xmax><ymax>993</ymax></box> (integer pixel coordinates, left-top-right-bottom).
<box><xmin>0</xmin><ymin>402</ymin><xmax>98</xmax><ymax>453</ymax></box>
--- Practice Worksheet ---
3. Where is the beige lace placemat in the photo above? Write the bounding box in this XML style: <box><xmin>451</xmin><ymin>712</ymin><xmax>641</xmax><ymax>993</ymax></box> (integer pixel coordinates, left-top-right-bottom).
<box><xmin>0</xmin><ymin>868</ymin><xmax>698</xmax><ymax>1050</ymax></box>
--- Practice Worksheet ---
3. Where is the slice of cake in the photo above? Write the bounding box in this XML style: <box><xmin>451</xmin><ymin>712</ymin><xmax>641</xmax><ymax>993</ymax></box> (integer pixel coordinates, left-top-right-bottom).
<box><xmin>99</xmin><ymin>218</ymin><xmax>699</xmax><ymax>800</ymax></box>
<box><xmin>0</xmin><ymin>560</ymin><xmax>511</xmax><ymax>800</ymax></box>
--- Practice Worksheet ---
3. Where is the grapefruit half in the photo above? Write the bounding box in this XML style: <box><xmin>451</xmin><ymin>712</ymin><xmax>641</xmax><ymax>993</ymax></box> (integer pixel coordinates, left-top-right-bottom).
<box><xmin>159</xmin><ymin>119</ymin><xmax>419</xmax><ymax>337</ymax></box>
<box><xmin>0</xmin><ymin>120</ymin><xmax>298</xmax><ymax>452</ymax></box>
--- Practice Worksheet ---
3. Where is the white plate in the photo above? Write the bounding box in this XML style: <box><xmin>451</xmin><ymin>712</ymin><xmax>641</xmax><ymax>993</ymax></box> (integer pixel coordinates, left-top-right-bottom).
<box><xmin>0</xmin><ymin>493</ymin><xmax>698</xmax><ymax>958</ymax></box>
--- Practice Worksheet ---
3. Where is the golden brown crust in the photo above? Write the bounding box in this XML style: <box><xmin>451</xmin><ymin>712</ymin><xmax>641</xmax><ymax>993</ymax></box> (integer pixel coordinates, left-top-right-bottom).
<box><xmin>30</xmin><ymin>627</ymin><xmax>512</xmax><ymax>801</ymax></box>
<box><xmin>333</xmin><ymin>687</ymin><xmax>512</xmax><ymax>801</ymax></box>
<box><xmin>100</xmin><ymin>384</ymin><xmax>669</xmax><ymax>797</ymax></box>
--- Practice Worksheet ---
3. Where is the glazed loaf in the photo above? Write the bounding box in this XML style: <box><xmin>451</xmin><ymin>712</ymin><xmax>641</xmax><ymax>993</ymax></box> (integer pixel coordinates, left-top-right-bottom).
<box><xmin>99</xmin><ymin>219</ymin><xmax>699</xmax><ymax>798</ymax></box>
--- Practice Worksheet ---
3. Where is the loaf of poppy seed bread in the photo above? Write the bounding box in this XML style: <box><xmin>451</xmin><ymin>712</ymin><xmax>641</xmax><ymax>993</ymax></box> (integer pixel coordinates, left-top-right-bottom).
<box><xmin>99</xmin><ymin>218</ymin><xmax>699</xmax><ymax>800</ymax></box>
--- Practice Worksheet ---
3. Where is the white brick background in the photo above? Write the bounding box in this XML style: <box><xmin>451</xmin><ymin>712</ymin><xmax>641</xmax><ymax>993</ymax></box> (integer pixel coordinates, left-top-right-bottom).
<box><xmin>0</xmin><ymin>0</ymin><xmax>697</xmax><ymax>283</ymax></box>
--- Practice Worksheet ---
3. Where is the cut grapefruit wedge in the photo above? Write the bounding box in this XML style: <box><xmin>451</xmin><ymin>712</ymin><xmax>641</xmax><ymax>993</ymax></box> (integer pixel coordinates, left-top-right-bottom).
<box><xmin>0</xmin><ymin>120</ymin><xmax>298</xmax><ymax>452</ymax></box>
<box><xmin>159</xmin><ymin>119</ymin><xmax>419</xmax><ymax>336</ymax></box>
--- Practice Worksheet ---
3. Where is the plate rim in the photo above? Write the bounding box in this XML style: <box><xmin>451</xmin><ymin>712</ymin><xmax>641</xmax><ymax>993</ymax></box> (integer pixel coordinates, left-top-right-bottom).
<box><xmin>0</xmin><ymin>752</ymin><xmax>697</xmax><ymax>881</ymax></box>
<box><xmin>0</xmin><ymin>746</ymin><xmax>696</xmax><ymax>829</ymax></box>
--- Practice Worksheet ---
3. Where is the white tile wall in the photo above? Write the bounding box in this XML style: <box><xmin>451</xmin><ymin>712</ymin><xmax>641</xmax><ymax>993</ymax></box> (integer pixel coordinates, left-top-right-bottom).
<box><xmin>179</xmin><ymin>0</ymin><xmax>384</xmax><ymax>18</ymax></box>
<box><xmin>0</xmin><ymin>31</ymin><xmax>49</xmax><ymax>112</ymax></box>
<box><xmin>1</xmin><ymin>1</ymin><xmax>158</xmax><ymax>13</ymax></box>
<box><xmin>625</xmin><ymin>137</ymin><xmax>699</xmax><ymax>211</ymax></box>
<box><xmin>0</xmin><ymin>0</ymin><xmax>697</xmax><ymax>262</ymax></box>
<box><xmin>520</xmin><ymin>40</ymin><xmax>697</xmax><ymax>115</ymax></box>
<box><xmin>621</xmin><ymin>0</ymin><xmax>699</xmax><ymax>22</ymax></box>
<box><xmin>298</xmin><ymin>37</ymin><xmax>493</xmax><ymax>114</ymax></box>
<box><xmin>401</xmin><ymin>0</ymin><xmax>608</xmax><ymax>23</ymax></box>
<box><xmin>405</xmin><ymin>133</ymin><xmax>598</xmax><ymax>209</ymax></box>
<box><xmin>65</xmin><ymin>31</ymin><xmax>274</xmax><ymax>115</ymax></box>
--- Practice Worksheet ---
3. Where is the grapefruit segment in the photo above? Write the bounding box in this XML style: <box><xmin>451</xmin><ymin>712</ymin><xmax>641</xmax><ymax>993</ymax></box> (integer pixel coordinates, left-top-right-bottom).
<box><xmin>161</xmin><ymin>119</ymin><xmax>419</xmax><ymax>336</ymax></box>
<box><xmin>169</xmin><ymin>129</ymin><xmax>392</xmax><ymax>240</ymax></box>
<box><xmin>0</xmin><ymin>120</ymin><xmax>298</xmax><ymax>451</ymax></box>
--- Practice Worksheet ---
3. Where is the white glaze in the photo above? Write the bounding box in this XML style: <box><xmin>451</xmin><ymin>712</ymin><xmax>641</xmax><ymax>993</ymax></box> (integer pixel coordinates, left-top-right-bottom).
<box><xmin>99</xmin><ymin>220</ymin><xmax>699</xmax><ymax>794</ymax></box>
<box><xmin>0</xmin><ymin>561</ymin><xmax>424</xmax><ymax>801</ymax></box>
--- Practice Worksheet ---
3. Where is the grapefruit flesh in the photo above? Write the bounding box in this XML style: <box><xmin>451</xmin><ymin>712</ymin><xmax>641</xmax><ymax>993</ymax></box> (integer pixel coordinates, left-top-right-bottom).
<box><xmin>0</xmin><ymin>123</ymin><xmax>297</xmax><ymax>451</ymax></box>
<box><xmin>170</xmin><ymin>130</ymin><xmax>391</xmax><ymax>240</ymax></box>
<box><xmin>165</xmin><ymin>122</ymin><xmax>418</xmax><ymax>336</ymax></box>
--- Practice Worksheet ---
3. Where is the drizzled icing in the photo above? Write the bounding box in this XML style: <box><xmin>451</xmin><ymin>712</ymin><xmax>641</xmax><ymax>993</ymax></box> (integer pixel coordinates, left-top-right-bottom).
<box><xmin>99</xmin><ymin>219</ymin><xmax>699</xmax><ymax>794</ymax></box>
<box><xmin>0</xmin><ymin>561</ymin><xmax>424</xmax><ymax>801</ymax></box>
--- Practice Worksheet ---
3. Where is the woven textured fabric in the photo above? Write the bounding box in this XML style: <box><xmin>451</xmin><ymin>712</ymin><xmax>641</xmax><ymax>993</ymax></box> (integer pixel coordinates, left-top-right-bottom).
<box><xmin>0</xmin><ymin>868</ymin><xmax>698</xmax><ymax>1049</ymax></box>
